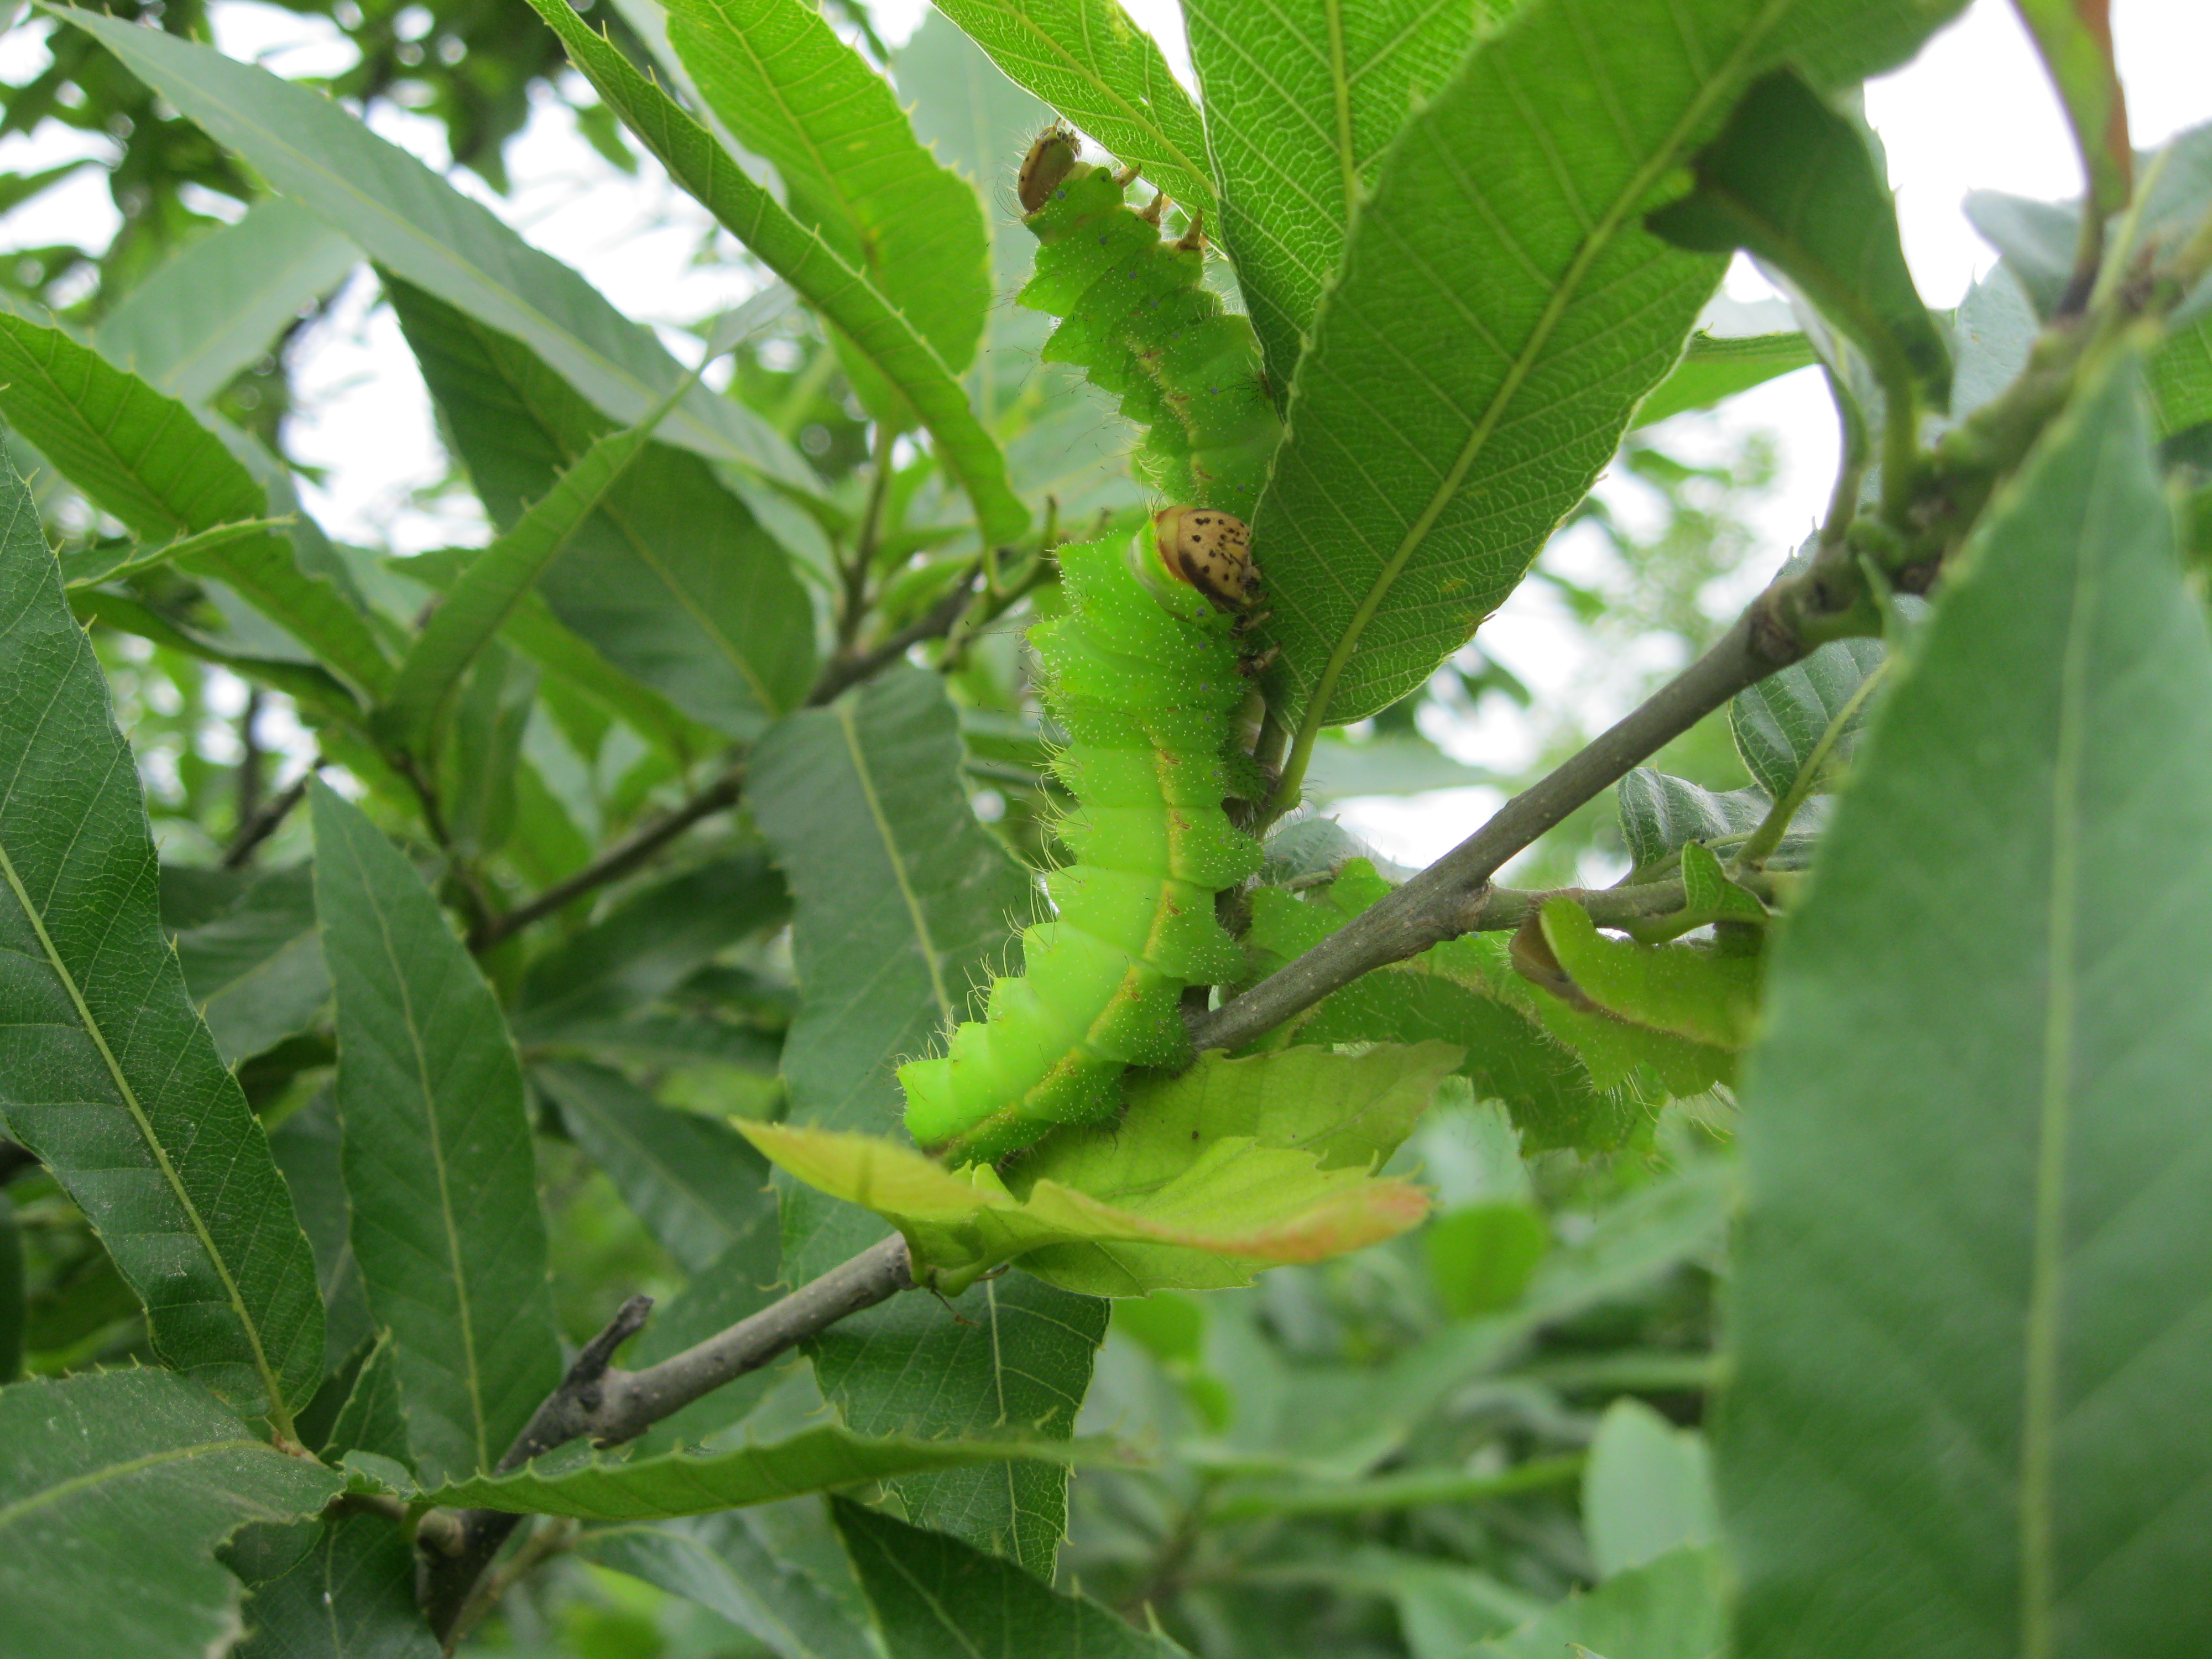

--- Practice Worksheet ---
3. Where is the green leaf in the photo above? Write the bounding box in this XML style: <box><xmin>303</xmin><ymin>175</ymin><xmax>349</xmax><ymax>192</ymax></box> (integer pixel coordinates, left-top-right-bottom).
<box><xmin>665</xmin><ymin>0</ymin><xmax>986</xmax><ymax>374</ymax></box>
<box><xmin>1730</xmin><ymin>634</ymin><xmax>1885</xmax><ymax>799</ymax></box>
<box><xmin>388</xmin><ymin>279</ymin><xmax>817</xmax><ymax>737</ymax></box>
<box><xmin>1647</xmin><ymin>69</ymin><xmax>1950</xmax><ymax>407</ymax></box>
<box><xmin>91</xmin><ymin>197</ymin><xmax>358</xmax><ymax>407</ymax></box>
<box><xmin>1536</xmin><ymin>898</ymin><xmax>1759</xmax><ymax>1052</ymax></box>
<box><xmin>523</xmin><ymin>0</ymin><xmax>1027</xmax><ymax>546</ymax></box>
<box><xmin>231</xmin><ymin>1511</ymin><xmax>437</xmax><ymax>1659</ymax></box>
<box><xmin>171</xmin><ymin>861</ymin><xmax>330</xmax><ymax>1065</ymax></box>
<box><xmin>2010</xmin><ymin>0</ymin><xmax>2132</xmax><ymax>222</ymax></box>
<box><xmin>1635</xmin><ymin>329</ymin><xmax>1819</xmax><ymax>428</ymax></box>
<box><xmin>740</xmin><ymin>1047</ymin><xmax>1444</xmax><ymax>1296</ymax></box>
<box><xmin>1613</xmin><ymin>767</ymin><xmax>1772</xmax><ymax>872</ymax></box>
<box><xmin>0</xmin><ymin>460</ymin><xmax>325</xmax><ymax>1418</ymax></box>
<box><xmin>0</xmin><ymin>1193</ymin><xmax>22</xmax><ymax>1383</ymax></box>
<box><xmin>61</xmin><ymin>517</ymin><xmax>296</xmax><ymax>590</ymax></box>
<box><xmin>0</xmin><ymin>310</ymin><xmax>388</xmax><ymax>695</ymax></box>
<box><xmin>68</xmin><ymin>586</ymin><xmax>366</xmax><ymax>729</ymax></box>
<box><xmin>927</xmin><ymin>0</ymin><xmax>1214</xmax><ymax>211</ymax></box>
<box><xmin>514</xmin><ymin>851</ymin><xmax>790</xmax><ymax>1040</ymax></box>
<box><xmin>310</xmin><ymin>781</ymin><xmax>560</xmax><ymax>1481</ymax></box>
<box><xmin>379</xmin><ymin>410</ymin><xmax>670</xmax><ymax>753</ymax></box>
<box><xmin>1467</xmin><ymin>1546</ymin><xmax>1725</xmax><ymax>1659</ymax></box>
<box><xmin>1425</xmin><ymin>1203</ymin><xmax>1550</xmax><ymax>1319</ymax></box>
<box><xmin>326</xmin><ymin>1331</ymin><xmax>415</xmax><ymax>1467</ymax></box>
<box><xmin>48</xmin><ymin>7</ymin><xmax>814</xmax><ymax>493</ymax></box>
<box><xmin>1182</xmin><ymin>0</ymin><xmax>1487</xmax><ymax>394</ymax></box>
<box><xmin>807</xmin><ymin>1275</ymin><xmax>1105</xmax><ymax>1578</ymax></box>
<box><xmin>1583</xmin><ymin>1399</ymin><xmax>1717</xmax><ymax>1580</ymax></box>
<box><xmin>422</xmin><ymin>1422</ymin><xmax>1119</xmax><ymax>1519</ymax></box>
<box><xmin>267</xmin><ymin>1090</ymin><xmax>375</xmax><ymax>1374</ymax></box>
<box><xmin>581</xmin><ymin>1514</ymin><xmax>878</xmax><ymax>1659</ymax></box>
<box><xmin>0</xmin><ymin>1370</ymin><xmax>343</xmax><ymax>1659</ymax></box>
<box><xmin>831</xmin><ymin>1496</ymin><xmax>1191</xmax><ymax>1658</ymax></box>
<box><xmin>1246</xmin><ymin>863</ymin><xmax>1642</xmax><ymax>1153</ymax></box>
<box><xmin>1720</xmin><ymin>358</ymin><xmax>2212</xmax><ymax>1651</ymax></box>
<box><xmin>750</xmin><ymin>666</ymin><xmax>1099</xmax><ymax>1573</ymax></box>
<box><xmin>1256</xmin><ymin>0</ymin><xmax>1968</xmax><ymax>733</ymax></box>
<box><xmin>537</xmin><ymin>1060</ymin><xmax>773</xmax><ymax>1275</ymax></box>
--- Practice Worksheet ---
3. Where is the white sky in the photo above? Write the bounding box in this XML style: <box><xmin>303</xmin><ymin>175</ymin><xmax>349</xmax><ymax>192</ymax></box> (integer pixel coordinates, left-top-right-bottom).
<box><xmin>3</xmin><ymin>0</ymin><xmax>2206</xmax><ymax>866</ymax></box>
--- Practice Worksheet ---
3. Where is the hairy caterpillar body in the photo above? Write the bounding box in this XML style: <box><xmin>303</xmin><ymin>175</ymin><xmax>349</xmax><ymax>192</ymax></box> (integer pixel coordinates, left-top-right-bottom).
<box><xmin>900</xmin><ymin>509</ymin><xmax>1264</xmax><ymax>1166</ymax></box>
<box><xmin>1016</xmin><ymin>126</ymin><xmax>1282</xmax><ymax>519</ymax></box>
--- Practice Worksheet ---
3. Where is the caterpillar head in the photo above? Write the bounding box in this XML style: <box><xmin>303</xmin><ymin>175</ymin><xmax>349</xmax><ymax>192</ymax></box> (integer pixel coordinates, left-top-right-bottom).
<box><xmin>1154</xmin><ymin>505</ymin><xmax>1261</xmax><ymax>612</ymax></box>
<box><xmin>1018</xmin><ymin>123</ymin><xmax>1082</xmax><ymax>215</ymax></box>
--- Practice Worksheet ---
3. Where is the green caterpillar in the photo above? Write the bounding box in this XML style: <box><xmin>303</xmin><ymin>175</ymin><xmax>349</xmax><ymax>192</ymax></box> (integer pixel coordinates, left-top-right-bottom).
<box><xmin>900</xmin><ymin>508</ymin><xmax>1264</xmax><ymax>1165</ymax></box>
<box><xmin>1014</xmin><ymin>126</ymin><xmax>1282</xmax><ymax>519</ymax></box>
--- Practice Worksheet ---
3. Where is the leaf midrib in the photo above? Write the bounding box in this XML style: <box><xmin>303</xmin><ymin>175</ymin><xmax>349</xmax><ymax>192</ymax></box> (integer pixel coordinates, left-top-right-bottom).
<box><xmin>337</xmin><ymin>820</ymin><xmax>492</xmax><ymax>1469</ymax></box>
<box><xmin>835</xmin><ymin>698</ymin><xmax>954</xmax><ymax>1024</ymax></box>
<box><xmin>0</xmin><ymin>633</ymin><xmax>290</xmax><ymax>1426</ymax></box>
<box><xmin>1285</xmin><ymin>0</ymin><xmax>1789</xmax><ymax>744</ymax></box>
<box><xmin>2019</xmin><ymin>431</ymin><xmax>2104</xmax><ymax>1658</ymax></box>
<box><xmin>0</xmin><ymin>1437</ymin><xmax>273</xmax><ymax>1531</ymax></box>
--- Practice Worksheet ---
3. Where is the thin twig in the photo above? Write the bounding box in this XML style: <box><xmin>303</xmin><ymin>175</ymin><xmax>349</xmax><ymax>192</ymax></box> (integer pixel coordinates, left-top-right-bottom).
<box><xmin>420</xmin><ymin>1238</ymin><xmax>914</xmax><ymax>1640</ymax></box>
<box><xmin>807</xmin><ymin>565</ymin><xmax>981</xmax><ymax>707</ymax></box>
<box><xmin>467</xmin><ymin>764</ymin><xmax>745</xmax><ymax>951</ymax></box>
<box><xmin>222</xmin><ymin>764</ymin><xmax>315</xmax><ymax>870</ymax></box>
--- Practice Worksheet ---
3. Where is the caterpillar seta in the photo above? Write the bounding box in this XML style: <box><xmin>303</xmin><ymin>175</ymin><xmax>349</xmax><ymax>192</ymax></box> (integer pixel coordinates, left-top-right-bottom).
<box><xmin>899</xmin><ymin>507</ymin><xmax>1264</xmax><ymax>1166</ymax></box>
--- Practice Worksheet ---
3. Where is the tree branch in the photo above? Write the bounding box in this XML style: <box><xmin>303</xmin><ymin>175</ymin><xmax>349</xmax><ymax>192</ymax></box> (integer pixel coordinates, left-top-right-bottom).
<box><xmin>806</xmin><ymin>565</ymin><xmax>980</xmax><ymax>707</ymax></box>
<box><xmin>468</xmin><ymin>764</ymin><xmax>746</xmax><ymax>951</ymax></box>
<box><xmin>222</xmin><ymin>763</ymin><xmax>315</xmax><ymax>870</ymax></box>
<box><xmin>420</xmin><ymin>1237</ymin><xmax>914</xmax><ymax>1642</ymax></box>
<box><xmin>1194</xmin><ymin>589</ymin><xmax>1830</xmax><ymax>1055</ymax></box>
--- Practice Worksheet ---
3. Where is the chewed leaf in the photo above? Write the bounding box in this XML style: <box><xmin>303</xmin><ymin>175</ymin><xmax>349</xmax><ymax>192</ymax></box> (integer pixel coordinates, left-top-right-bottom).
<box><xmin>742</xmin><ymin>1045</ymin><xmax>1459</xmax><ymax>1296</ymax></box>
<box><xmin>1537</xmin><ymin>900</ymin><xmax>1762</xmax><ymax>1053</ymax></box>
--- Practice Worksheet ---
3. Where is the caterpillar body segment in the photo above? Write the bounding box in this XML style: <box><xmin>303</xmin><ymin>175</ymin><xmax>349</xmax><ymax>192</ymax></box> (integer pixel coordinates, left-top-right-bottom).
<box><xmin>899</xmin><ymin>513</ymin><xmax>1265</xmax><ymax>1166</ymax></box>
<box><xmin>1015</xmin><ymin>129</ymin><xmax>1282</xmax><ymax>519</ymax></box>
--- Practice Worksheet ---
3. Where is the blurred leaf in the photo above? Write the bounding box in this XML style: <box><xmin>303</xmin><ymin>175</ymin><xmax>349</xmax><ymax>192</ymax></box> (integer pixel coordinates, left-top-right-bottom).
<box><xmin>582</xmin><ymin>1513</ymin><xmax>878</xmax><ymax>1659</ymax></box>
<box><xmin>92</xmin><ymin>197</ymin><xmax>358</xmax><ymax>407</ymax></box>
<box><xmin>832</xmin><ymin>1496</ymin><xmax>1191</xmax><ymax>1658</ymax></box>
<box><xmin>526</xmin><ymin>0</ymin><xmax>1028</xmax><ymax>545</ymax></box>
<box><xmin>1537</xmin><ymin>899</ymin><xmax>1760</xmax><ymax>1052</ymax></box>
<box><xmin>1647</xmin><ymin>69</ymin><xmax>1950</xmax><ymax>406</ymax></box>
<box><xmin>1253</xmin><ymin>0</ymin><xmax>1966</xmax><ymax>731</ymax></box>
<box><xmin>424</xmin><ymin>1422</ymin><xmax>1118</xmax><ymax>1519</ymax></box>
<box><xmin>51</xmin><ymin>8</ymin><xmax>815</xmax><ymax>492</ymax></box>
<box><xmin>539</xmin><ymin>1061</ymin><xmax>773</xmax><ymax>1275</ymax></box>
<box><xmin>1182</xmin><ymin>0</ymin><xmax>1485</xmax><ymax>393</ymax></box>
<box><xmin>740</xmin><ymin>1047</ymin><xmax>1444</xmax><ymax>1296</ymax></box>
<box><xmin>1517</xmin><ymin>1159</ymin><xmax>1731</xmax><ymax>1330</ymax></box>
<box><xmin>1730</xmin><ymin>635</ymin><xmax>1885</xmax><ymax>799</ymax></box>
<box><xmin>1583</xmin><ymin>1399</ymin><xmax>1718</xmax><ymax>1580</ymax></box>
<box><xmin>1721</xmin><ymin>360</ymin><xmax>2212</xmax><ymax>1652</ymax></box>
<box><xmin>2010</xmin><ymin>0</ymin><xmax>2131</xmax><ymax>222</ymax></box>
<box><xmin>0</xmin><ymin>310</ymin><xmax>388</xmax><ymax>695</ymax></box>
<box><xmin>67</xmin><ymin>586</ymin><xmax>366</xmax><ymax>728</ymax></box>
<box><xmin>1962</xmin><ymin>186</ymin><xmax>2080</xmax><ymax>317</ymax></box>
<box><xmin>390</xmin><ymin>279</ymin><xmax>817</xmax><ymax>738</ymax></box>
<box><xmin>1468</xmin><ymin>1546</ymin><xmax>1725</xmax><ymax>1659</ymax></box>
<box><xmin>311</xmin><ymin>781</ymin><xmax>561</xmax><ymax>1482</ymax></box>
<box><xmin>267</xmin><ymin>1091</ymin><xmax>375</xmax><ymax>1377</ymax></box>
<box><xmin>231</xmin><ymin>1511</ymin><xmax>437</xmax><ymax>1659</ymax></box>
<box><xmin>1302</xmin><ymin>733</ymin><xmax>1500</xmax><ymax>799</ymax></box>
<box><xmin>666</xmin><ymin>0</ymin><xmax>987</xmax><ymax>375</ymax></box>
<box><xmin>514</xmin><ymin>851</ymin><xmax>790</xmax><ymax>1039</ymax></box>
<box><xmin>0</xmin><ymin>1193</ymin><xmax>20</xmax><ymax>1383</ymax></box>
<box><xmin>1636</xmin><ymin>330</ymin><xmax>1819</xmax><ymax>428</ymax></box>
<box><xmin>1426</xmin><ymin>1203</ymin><xmax>1550</xmax><ymax>1318</ymax></box>
<box><xmin>170</xmin><ymin>861</ymin><xmax>330</xmax><ymax>1065</ymax></box>
<box><xmin>0</xmin><ymin>1370</ymin><xmax>342</xmax><ymax>1659</ymax></box>
<box><xmin>0</xmin><ymin>458</ymin><xmax>325</xmax><ymax>1418</ymax></box>
<box><xmin>928</xmin><ymin>0</ymin><xmax>1214</xmax><ymax>211</ymax></box>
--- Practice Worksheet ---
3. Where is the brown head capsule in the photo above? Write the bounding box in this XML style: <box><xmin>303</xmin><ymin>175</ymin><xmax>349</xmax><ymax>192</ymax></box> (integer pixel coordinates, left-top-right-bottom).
<box><xmin>1154</xmin><ymin>505</ymin><xmax>1260</xmax><ymax>612</ymax></box>
<box><xmin>1017</xmin><ymin>123</ymin><xmax>1081</xmax><ymax>215</ymax></box>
